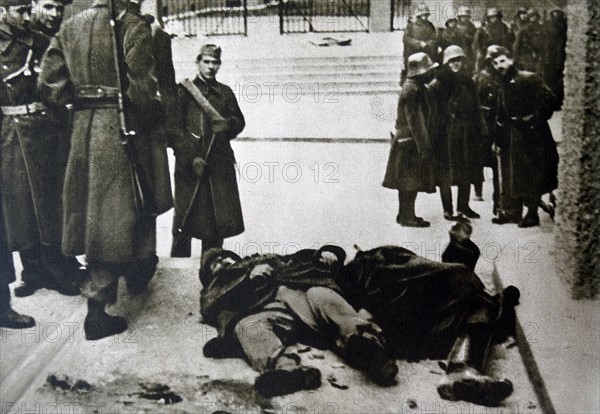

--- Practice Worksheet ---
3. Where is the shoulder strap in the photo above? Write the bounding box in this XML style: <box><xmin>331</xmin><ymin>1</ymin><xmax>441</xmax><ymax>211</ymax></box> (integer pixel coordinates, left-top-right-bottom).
<box><xmin>180</xmin><ymin>78</ymin><xmax>225</xmax><ymax>122</ymax></box>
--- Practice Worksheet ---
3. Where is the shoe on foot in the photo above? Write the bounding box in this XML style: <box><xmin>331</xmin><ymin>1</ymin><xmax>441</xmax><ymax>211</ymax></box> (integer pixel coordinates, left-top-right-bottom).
<box><xmin>444</xmin><ymin>212</ymin><xmax>460</xmax><ymax>221</ymax></box>
<box><xmin>254</xmin><ymin>366</ymin><xmax>321</xmax><ymax>397</ymax></box>
<box><xmin>457</xmin><ymin>208</ymin><xmax>480</xmax><ymax>219</ymax></box>
<box><xmin>397</xmin><ymin>217</ymin><xmax>430</xmax><ymax>228</ymax></box>
<box><xmin>0</xmin><ymin>307</ymin><xmax>35</xmax><ymax>329</ymax></box>
<box><xmin>491</xmin><ymin>213</ymin><xmax>519</xmax><ymax>225</ymax></box>
<box><xmin>84</xmin><ymin>313</ymin><xmax>128</xmax><ymax>341</ymax></box>
<box><xmin>13</xmin><ymin>281</ymin><xmax>43</xmax><ymax>298</ymax></box>
<box><xmin>518</xmin><ymin>213</ymin><xmax>540</xmax><ymax>228</ymax></box>
<box><xmin>437</xmin><ymin>367</ymin><xmax>513</xmax><ymax>407</ymax></box>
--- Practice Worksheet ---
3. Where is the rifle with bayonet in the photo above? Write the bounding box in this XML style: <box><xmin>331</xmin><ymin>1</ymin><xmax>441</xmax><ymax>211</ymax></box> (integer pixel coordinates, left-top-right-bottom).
<box><xmin>108</xmin><ymin>0</ymin><xmax>149</xmax><ymax>216</ymax></box>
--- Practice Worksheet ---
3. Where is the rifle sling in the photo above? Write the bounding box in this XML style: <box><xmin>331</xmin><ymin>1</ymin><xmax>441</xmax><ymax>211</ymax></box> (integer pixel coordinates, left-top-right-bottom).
<box><xmin>181</xmin><ymin>78</ymin><xmax>226</xmax><ymax>122</ymax></box>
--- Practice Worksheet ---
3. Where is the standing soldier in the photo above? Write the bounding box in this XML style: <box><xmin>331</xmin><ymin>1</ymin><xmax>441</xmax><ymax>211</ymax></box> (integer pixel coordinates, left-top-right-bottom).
<box><xmin>169</xmin><ymin>44</ymin><xmax>245</xmax><ymax>265</ymax></box>
<box><xmin>402</xmin><ymin>4</ymin><xmax>438</xmax><ymax>83</ymax></box>
<box><xmin>473</xmin><ymin>8</ymin><xmax>514</xmax><ymax>72</ymax></box>
<box><xmin>509</xmin><ymin>7</ymin><xmax>529</xmax><ymax>39</ymax></box>
<box><xmin>383</xmin><ymin>53</ymin><xmax>437</xmax><ymax>227</ymax></box>
<box><xmin>488</xmin><ymin>47</ymin><xmax>559</xmax><ymax>228</ymax></box>
<box><xmin>429</xmin><ymin>46</ymin><xmax>484</xmax><ymax>221</ymax></box>
<box><xmin>38</xmin><ymin>0</ymin><xmax>167</xmax><ymax>339</ymax></box>
<box><xmin>474</xmin><ymin>46</ymin><xmax>504</xmax><ymax>219</ymax></box>
<box><xmin>456</xmin><ymin>6</ymin><xmax>476</xmax><ymax>74</ymax></box>
<box><xmin>1</xmin><ymin>0</ymin><xmax>84</xmax><ymax>298</ymax></box>
<box><xmin>543</xmin><ymin>9</ymin><xmax>567</xmax><ymax>109</ymax></box>
<box><xmin>514</xmin><ymin>9</ymin><xmax>545</xmax><ymax>75</ymax></box>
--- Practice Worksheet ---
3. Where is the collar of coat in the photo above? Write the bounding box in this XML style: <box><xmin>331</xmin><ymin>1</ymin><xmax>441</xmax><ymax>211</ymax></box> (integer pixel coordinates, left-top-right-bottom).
<box><xmin>0</xmin><ymin>21</ymin><xmax>33</xmax><ymax>54</ymax></box>
<box><xmin>194</xmin><ymin>75</ymin><xmax>223</xmax><ymax>96</ymax></box>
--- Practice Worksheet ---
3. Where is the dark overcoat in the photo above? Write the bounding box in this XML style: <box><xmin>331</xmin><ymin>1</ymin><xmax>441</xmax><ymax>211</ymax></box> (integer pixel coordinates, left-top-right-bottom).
<box><xmin>497</xmin><ymin>68</ymin><xmax>559</xmax><ymax>197</ymax></box>
<box><xmin>403</xmin><ymin>19</ymin><xmax>438</xmax><ymax>62</ymax></box>
<box><xmin>383</xmin><ymin>79</ymin><xmax>436</xmax><ymax>193</ymax></box>
<box><xmin>0</xmin><ymin>22</ymin><xmax>68</xmax><ymax>251</ymax></box>
<box><xmin>200</xmin><ymin>248</ymin><xmax>343</xmax><ymax>356</ymax></box>
<box><xmin>474</xmin><ymin>68</ymin><xmax>502</xmax><ymax>167</ymax></box>
<box><xmin>514</xmin><ymin>22</ymin><xmax>544</xmax><ymax>75</ymax></box>
<box><xmin>339</xmin><ymin>243</ymin><xmax>496</xmax><ymax>357</ymax></box>
<box><xmin>171</xmin><ymin>76</ymin><xmax>245</xmax><ymax>240</ymax></box>
<box><xmin>440</xmin><ymin>25</ymin><xmax>475</xmax><ymax>73</ymax></box>
<box><xmin>542</xmin><ymin>15</ymin><xmax>567</xmax><ymax>107</ymax></box>
<box><xmin>38</xmin><ymin>0</ymin><xmax>167</xmax><ymax>263</ymax></box>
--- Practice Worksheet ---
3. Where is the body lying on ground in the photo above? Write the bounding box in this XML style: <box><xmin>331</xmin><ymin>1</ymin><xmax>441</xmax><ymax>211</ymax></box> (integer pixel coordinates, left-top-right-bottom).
<box><xmin>199</xmin><ymin>222</ymin><xmax>519</xmax><ymax>406</ymax></box>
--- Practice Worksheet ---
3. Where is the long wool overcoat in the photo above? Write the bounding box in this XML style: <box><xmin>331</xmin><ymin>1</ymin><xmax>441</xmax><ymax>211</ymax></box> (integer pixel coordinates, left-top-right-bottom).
<box><xmin>38</xmin><ymin>0</ymin><xmax>168</xmax><ymax>263</ymax></box>
<box><xmin>383</xmin><ymin>79</ymin><xmax>436</xmax><ymax>194</ymax></box>
<box><xmin>0</xmin><ymin>22</ymin><xmax>68</xmax><ymax>251</ymax></box>
<box><xmin>497</xmin><ymin>68</ymin><xmax>559</xmax><ymax>197</ymax></box>
<box><xmin>171</xmin><ymin>76</ymin><xmax>245</xmax><ymax>240</ymax></box>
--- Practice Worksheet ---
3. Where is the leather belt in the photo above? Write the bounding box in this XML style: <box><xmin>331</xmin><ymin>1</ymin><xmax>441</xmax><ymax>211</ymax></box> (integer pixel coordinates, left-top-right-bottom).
<box><xmin>75</xmin><ymin>85</ymin><xmax>119</xmax><ymax>100</ymax></box>
<box><xmin>1</xmin><ymin>102</ymin><xmax>45</xmax><ymax>115</ymax></box>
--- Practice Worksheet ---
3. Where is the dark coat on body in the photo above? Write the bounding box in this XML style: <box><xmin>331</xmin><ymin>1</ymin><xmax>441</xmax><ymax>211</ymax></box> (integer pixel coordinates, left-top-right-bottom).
<box><xmin>514</xmin><ymin>22</ymin><xmax>545</xmax><ymax>75</ymax></box>
<box><xmin>429</xmin><ymin>67</ymin><xmax>485</xmax><ymax>186</ymax></box>
<box><xmin>38</xmin><ymin>0</ymin><xmax>166</xmax><ymax>262</ymax></box>
<box><xmin>383</xmin><ymin>79</ymin><xmax>436</xmax><ymax>193</ymax></box>
<box><xmin>473</xmin><ymin>67</ymin><xmax>502</xmax><ymax>167</ymax></box>
<box><xmin>171</xmin><ymin>76</ymin><xmax>245</xmax><ymax>240</ymax></box>
<box><xmin>0</xmin><ymin>22</ymin><xmax>69</xmax><ymax>251</ymax></box>
<box><xmin>403</xmin><ymin>19</ymin><xmax>438</xmax><ymax>62</ymax></box>
<box><xmin>496</xmin><ymin>68</ymin><xmax>559</xmax><ymax>197</ymax></box>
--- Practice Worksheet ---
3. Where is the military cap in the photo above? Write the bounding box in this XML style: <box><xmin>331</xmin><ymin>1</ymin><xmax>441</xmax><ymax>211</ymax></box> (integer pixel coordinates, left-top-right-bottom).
<box><xmin>0</xmin><ymin>0</ymin><xmax>30</xmax><ymax>7</ymax></box>
<box><xmin>197</xmin><ymin>44</ymin><xmax>222</xmax><ymax>62</ymax></box>
<box><xmin>443</xmin><ymin>45</ymin><xmax>466</xmax><ymax>64</ymax></box>
<box><xmin>457</xmin><ymin>6</ymin><xmax>471</xmax><ymax>17</ymax></box>
<box><xmin>516</xmin><ymin>7</ymin><xmax>527</xmax><ymax>15</ymax></box>
<box><xmin>199</xmin><ymin>248</ymin><xmax>241</xmax><ymax>286</ymax></box>
<box><xmin>406</xmin><ymin>52</ymin><xmax>438</xmax><ymax>78</ymax></box>
<box><xmin>485</xmin><ymin>45</ymin><xmax>511</xmax><ymax>62</ymax></box>
<box><xmin>414</xmin><ymin>3</ymin><xmax>430</xmax><ymax>17</ymax></box>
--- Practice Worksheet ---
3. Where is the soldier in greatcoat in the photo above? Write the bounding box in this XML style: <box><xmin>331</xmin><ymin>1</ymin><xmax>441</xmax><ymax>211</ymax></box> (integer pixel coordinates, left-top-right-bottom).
<box><xmin>429</xmin><ymin>46</ymin><xmax>484</xmax><ymax>220</ymax></box>
<box><xmin>38</xmin><ymin>0</ymin><xmax>168</xmax><ymax>339</ymax></box>
<box><xmin>383</xmin><ymin>52</ymin><xmax>436</xmax><ymax>227</ymax></box>
<box><xmin>473</xmin><ymin>8</ymin><xmax>514</xmax><ymax>72</ymax></box>
<box><xmin>509</xmin><ymin>7</ymin><xmax>529</xmax><ymax>40</ymax></box>
<box><xmin>514</xmin><ymin>9</ymin><xmax>545</xmax><ymax>75</ymax></box>
<box><xmin>1</xmin><ymin>0</ymin><xmax>84</xmax><ymax>298</ymax></box>
<box><xmin>455</xmin><ymin>6</ymin><xmax>476</xmax><ymax>75</ymax></box>
<box><xmin>542</xmin><ymin>9</ymin><xmax>567</xmax><ymax>109</ymax></box>
<box><xmin>474</xmin><ymin>46</ymin><xmax>504</xmax><ymax>218</ymax></box>
<box><xmin>402</xmin><ymin>4</ymin><xmax>438</xmax><ymax>83</ymax></box>
<box><xmin>169</xmin><ymin>44</ymin><xmax>245</xmax><ymax>263</ymax></box>
<box><xmin>488</xmin><ymin>47</ymin><xmax>559</xmax><ymax>228</ymax></box>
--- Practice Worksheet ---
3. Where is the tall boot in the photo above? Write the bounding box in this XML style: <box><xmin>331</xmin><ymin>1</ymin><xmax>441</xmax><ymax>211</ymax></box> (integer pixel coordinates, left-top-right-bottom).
<box><xmin>397</xmin><ymin>191</ymin><xmax>429</xmax><ymax>227</ymax></box>
<box><xmin>84</xmin><ymin>299</ymin><xmax>127</xmax><ymax>341</ymax></box>
<box><xmin>440</xmin><ymin>185</ymin><xmax>458</xmax><ymax>221</ymax></box>
<box><xmin>457</xmin><ymin>185</ymin><xmax>480</xmax><ymax>219</ymax></box>
<box><xmin>0</xmin><ymin>286</ymin><xmax>35</xmax><ymax>329</ymax></box>
<box><xmin>437</xmin><ymin>329</ymin><xmax>513</xmax><ymax>406</ymax></box>
<box><xmin>14</xmin><ymin>245</ymin><xmax>47</xmax><ymax>297</ymax></box>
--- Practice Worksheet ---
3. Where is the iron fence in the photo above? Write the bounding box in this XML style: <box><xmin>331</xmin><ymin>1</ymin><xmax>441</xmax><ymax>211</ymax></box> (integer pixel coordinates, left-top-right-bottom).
<box><xmin>161</xmin><ymin>0</ymin><xmax>248</xmax><ymax>36</ymax></box>
<box><xmin>279</xmin><ymin>0</ymin><xmax>370</xmax><ymax>34</ymax></box>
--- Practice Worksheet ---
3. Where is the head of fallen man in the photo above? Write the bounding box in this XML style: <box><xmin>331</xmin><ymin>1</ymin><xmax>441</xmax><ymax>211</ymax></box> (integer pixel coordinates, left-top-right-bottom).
<box><xmin>200</xmin><ymin>248</ymin><xmax>241</xmax><ymax>285</ymax></box>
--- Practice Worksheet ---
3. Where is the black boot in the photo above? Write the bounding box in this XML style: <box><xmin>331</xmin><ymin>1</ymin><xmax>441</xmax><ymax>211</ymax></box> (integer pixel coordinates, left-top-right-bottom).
<box><xmin>0</xmin><ymin>287</ymin><xmax>35</xmax><ymax>329</ymax></box>
<box><xmin>84</xmin><ymin>299</ymin><xmax>127</xmax><ymax>341</ymax></box>
<box><xmin>437</xmin><ymin>330</ymin><xmax>513</xmax><ymax>406</ymax></box>
<box><xmin>126</xmin><ymin>255</ymin><xmax>158</xmax><ymax>295</ymax></box>
<box><xmin>518</xmin><ymin>208</ymin><xmax>540</xmax><ymax>228</ymax></box>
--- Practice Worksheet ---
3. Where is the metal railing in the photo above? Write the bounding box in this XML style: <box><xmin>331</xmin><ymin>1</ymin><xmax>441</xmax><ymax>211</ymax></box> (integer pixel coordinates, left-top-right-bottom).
<box><xmin>161</xmin><ymin>0</ymin><xmax>248</xmax><ymax>36</ymax></box>
<box><xmin>279</xmin><ymin>0</ymin><xmax>370</xmax><ymax>34</ymax></box>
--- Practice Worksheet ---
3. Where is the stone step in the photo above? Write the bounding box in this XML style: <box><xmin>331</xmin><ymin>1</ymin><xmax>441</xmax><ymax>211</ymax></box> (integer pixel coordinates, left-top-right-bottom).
<box><xmin>221</xmin><ymin>71</ymin><xmax>399</xmax><ymax>83</ymax></box>
<box><xmin>230</xmin><ymin>81</ymin><xmax>400</xmax><ymax>96</ymax></box>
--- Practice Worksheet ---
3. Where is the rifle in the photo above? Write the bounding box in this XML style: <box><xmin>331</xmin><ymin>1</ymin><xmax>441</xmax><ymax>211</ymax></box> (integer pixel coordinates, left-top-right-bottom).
<box><xmin>108</xmin><ymin>0</ymin><xmax>149</xmax><ymax>216</ymax></box>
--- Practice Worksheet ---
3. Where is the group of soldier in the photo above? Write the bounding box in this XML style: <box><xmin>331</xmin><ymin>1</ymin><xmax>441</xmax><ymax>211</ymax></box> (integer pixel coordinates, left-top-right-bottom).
<box><xmin>0</xmin><ymin>0</ymin><xmax>247</xmax><ymax>341</ymax></box>
<box><xmin>387</xmin><ymin>4</ymin><xmax>562</xmax><ymax>228</ymax></box>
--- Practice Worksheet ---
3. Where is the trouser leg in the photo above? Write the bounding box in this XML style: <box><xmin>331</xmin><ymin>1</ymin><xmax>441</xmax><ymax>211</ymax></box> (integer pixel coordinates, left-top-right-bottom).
<box><xmin>473</xmin><ymin>181</ymin><xmax>483</xmax><ymax>198</ymax></box>
<box><xmin>398</xmin><ymin>190</ymin><xmax>417</xmax><ymax>221</ymax></box>
<box><xmin>171</xmin><ymin>231</ymin><xmax>192</xmax><ymax>258</ymax></box>
<box><xmin>491</xmin><ymin>163</ymin><xmax>500</xmax><ymax>213</ymax></box>
<box><xmin>457</xmin><ymin>183</ymin><xmax>472</xmax><ymax>213</ymax></box>
<box><xmin>439</xmin><ymin>182</ymin><xmax>454</xmax><ymax>214</ymax></box>
<box><xmin>1</xmin><ymin>253</ymin><xmax>35</xmax><ymax>329</ymax></box>
<box><xmin>234</xmin><ymin>310</ymin><xmax>299</xmax><ymax>373</ymax></box>
<box><xmin>19</xmin><ymin>244</ymin><xmax>45</xmax><ymax>284</ymax></box>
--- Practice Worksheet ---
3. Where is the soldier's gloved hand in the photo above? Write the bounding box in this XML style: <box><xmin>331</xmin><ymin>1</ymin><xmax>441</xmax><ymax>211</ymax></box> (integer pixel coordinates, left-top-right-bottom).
<box><xmin>211</xmin><ymin>119</ymin><xmax>230</xmax><ymax>133</ymax></box>
<box><xmin>192</xmin><ymin>157</ymin><xmax>208</xmax><ymax>177</ymax></box>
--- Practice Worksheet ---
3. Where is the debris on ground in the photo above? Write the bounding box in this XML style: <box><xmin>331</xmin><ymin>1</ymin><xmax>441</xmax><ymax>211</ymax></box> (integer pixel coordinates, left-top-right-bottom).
<box><xmin>137</xmin><ymin>382</ymin><xmax>182</xmax><ymax>404</ymax></box>
<box><xmin>308</xmin><ymin>353</ymin><xmax>325</xmax><ymax>360</ymax></box>
<box><xmin>309</xmin><ymin>36</ymin><xmax>352</xmax><ymax>47</ymax></box>
<box><xmin>46</xmin><ymin>374</ymin><xmax>92</xmax><ymax>393</ymax></box>
<box><xmin>327</xmin><ymin>374</ymin><xmax>348</xmax><ymax>390</ymax></box>
<box><xmin>406</xmin><ymin>399</ymin><xmax>418</xmax><ymax>409</ymax></box>
<box><xmin>297</xmin><ymin>346</ymin><xmax>312</xmax><ymax>353</ymax></box>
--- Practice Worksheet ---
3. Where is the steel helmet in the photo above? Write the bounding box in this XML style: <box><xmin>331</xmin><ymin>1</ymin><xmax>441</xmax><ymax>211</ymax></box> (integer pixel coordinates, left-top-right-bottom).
<box><xmin>443</xmin><ymin>45</ymin><xmax>466</xmax><ymax>64</ymax></box>
<box><xmin>414</xmin><ymin>3</ymin><xmax>431</xmax><ymax>17</ymax></box>
<box><xmin>457</xmin><ymin>6</ymin><xmax>471</xmax><ymax>17</ymax></box>
<box><xmin>407</xmin><ymin>52</ymin><xmax>438</xmax><ymax>78</ymax></box>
